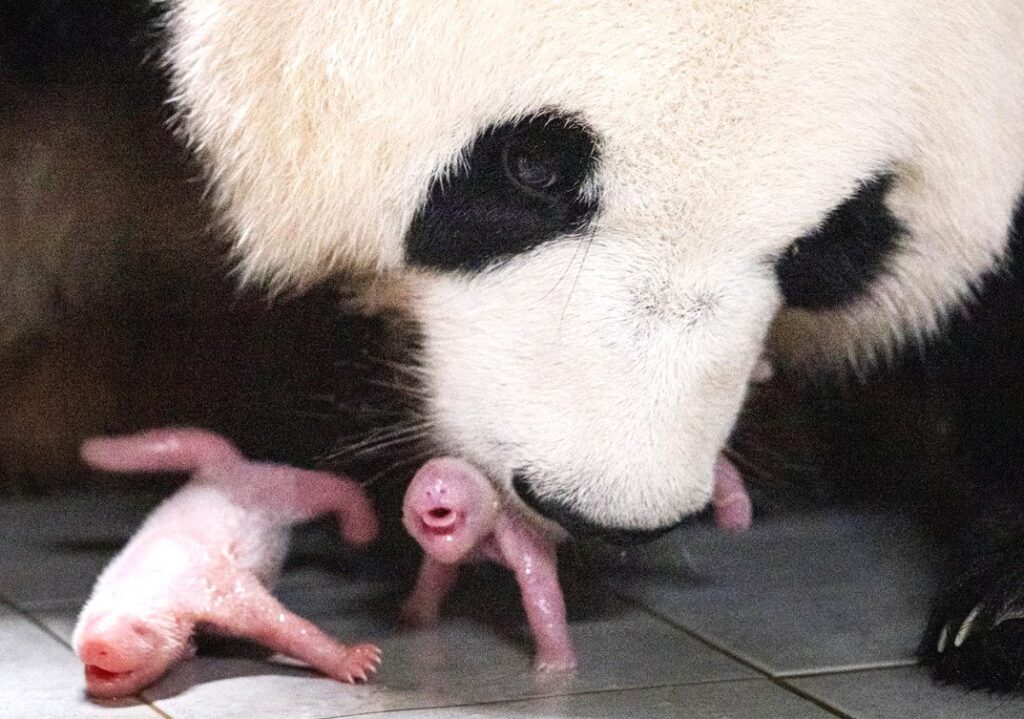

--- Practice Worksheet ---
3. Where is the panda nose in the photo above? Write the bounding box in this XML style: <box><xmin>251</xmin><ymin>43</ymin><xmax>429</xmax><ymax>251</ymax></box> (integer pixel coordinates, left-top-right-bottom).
<box><xmin>511</xmin><ymin>472</ymin><xmax>681</xmax><ymax>546</ymax></box>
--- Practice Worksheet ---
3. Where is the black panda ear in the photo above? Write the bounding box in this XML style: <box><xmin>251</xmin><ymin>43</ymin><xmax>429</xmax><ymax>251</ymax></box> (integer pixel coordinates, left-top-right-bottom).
<box><xmin>774</xmin><ymin>173</ymin><xmax>905</xmax><ymax>310</ymax></box>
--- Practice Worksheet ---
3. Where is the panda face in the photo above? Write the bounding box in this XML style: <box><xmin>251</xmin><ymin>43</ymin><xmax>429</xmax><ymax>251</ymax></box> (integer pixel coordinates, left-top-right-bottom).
<box><xmin>167</xmin><ymin>1</ymin><xmax>1024</xmax><ymax>538</ymax></box>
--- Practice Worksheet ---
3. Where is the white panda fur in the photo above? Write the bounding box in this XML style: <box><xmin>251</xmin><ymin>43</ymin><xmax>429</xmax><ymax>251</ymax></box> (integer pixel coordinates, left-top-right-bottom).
<box><xmin>163</xmin><ymin>0</ymin><xmax>1024</xmax><ymax>687</ymax></box>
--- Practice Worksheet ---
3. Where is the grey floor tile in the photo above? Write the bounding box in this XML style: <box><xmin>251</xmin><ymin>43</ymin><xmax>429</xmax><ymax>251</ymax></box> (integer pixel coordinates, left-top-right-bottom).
<box><xmin>29</xmin><ymin>569</ymin><xmax>755</xmax><ymax>718</ymax></box>
<box><xmin>0</xmin><ymin>489</ymin><xmax>161</xmax><ymax>545</ymax></box>
<box><xmin>0</xmin><ymin>490</ymin><xmax>161</xmax><ymax>604</ymax></box>
<box><xmin>607</xmin><ymin>511</ymin><xmax>936</xmax><ymax>675</ymax></box>
<box><xmin>29</xmin><ymin>605</ymin><xmax>82</xmax><ymax>642</ymax></box>
<box><xmin>793</xmin><ymin>666</ymin><xmax>1024</xmax><ymax>719</ymax></box>
<box><xmin>0</xmin><ymin>605</ymin><xmax>163</xmax><ymax>719</ymax></box>
<box><xmin>350</xmin><ymin>680</ymin><xmax>835</xmax><ymax>719</ymax></box>
<box><xmin>0</xmin><ymin>547</ymin><xmax>115</xmax><ymax>605</ymax></box>
<box><xmin>17</xmin><ymin>491</ymin><xmax>997</xmax><ymax>719</ymax></box>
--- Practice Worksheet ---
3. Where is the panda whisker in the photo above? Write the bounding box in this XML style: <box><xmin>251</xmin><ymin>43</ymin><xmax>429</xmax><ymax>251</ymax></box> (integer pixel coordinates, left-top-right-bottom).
<box><xmin>540</xmin><ymin>233</ymin><xmax>589</xmax><ymax>303</ymax></box>
<box><xmin>723</xmin><ymin>440</ymin><xmax>822</xmax><ymax>504</ymax></box>
<box><xmin>348</xmin><ymin>431</ymin><xmax>431</xmax><ymax>459</ymax></box>
<box><xmin>559</xmin><ymin>225</ymin><xmax>598</xmax><ymax>326</ymax></box>
<box><xmin>327</xmin><ymin>423</ymin><xmax>432</xmax><ymax>460</ymax></box>
<box><xmin>362</xmin><ymin>448</ymin><xmax>436</xmax><ymax>488</ymax></box>
<box><xmin>327</xmin><ymin>400</ymin><xmax>416</xmax><ymax>420</ymax></box>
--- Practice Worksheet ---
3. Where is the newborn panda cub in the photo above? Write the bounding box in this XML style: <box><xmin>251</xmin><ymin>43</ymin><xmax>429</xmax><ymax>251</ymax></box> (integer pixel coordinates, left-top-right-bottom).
<box><xmin>400</xmin><ymin>455</ymin><xmax>751</xmax><ymax>672</ymax></box>
<box><xmin>73</xmin><ymin>429</ymin><xmax>382</xmax><ymax>698</ymax></box>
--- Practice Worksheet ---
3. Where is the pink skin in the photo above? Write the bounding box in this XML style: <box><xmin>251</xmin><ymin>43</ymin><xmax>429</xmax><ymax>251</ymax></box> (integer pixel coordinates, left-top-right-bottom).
<box><xmin>707</xmin><ymin>351</ymin><xmax>767</xmax><ymax>532</ymax></box>
<box><xmin>73</xmin><ymin>428</ymin><xmax>382</xmax><ymax>699</ymax></box>
<box><xmin>712</xmin><ymin>455</ymin><xmax>752</xmax><ymax>533</ymax></box>
<box><xmin>400</xmin><ymin>455</ymin><xmax>752</xmax><ymax>672</ymax></box>
<box><xmin>400</xmin><ymin>457</ymin><xmax>576</xmax><ymax>672</ymax></box>
<box><xmin>751</xmin><ymin>355</ymin><xmax>774</xmax><ymax>384</ymax></box>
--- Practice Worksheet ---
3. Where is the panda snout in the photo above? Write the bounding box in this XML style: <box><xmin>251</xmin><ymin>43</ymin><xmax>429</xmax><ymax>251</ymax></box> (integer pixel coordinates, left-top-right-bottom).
<box><xmin>511</xmin><ymin>472</ymin><xmax>684</xmax><ymax>545</ymax></box>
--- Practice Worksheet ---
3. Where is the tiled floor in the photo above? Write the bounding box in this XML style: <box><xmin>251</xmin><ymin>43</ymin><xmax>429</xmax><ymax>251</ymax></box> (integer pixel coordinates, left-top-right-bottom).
<box><xmin>3</xmin><ymin>490</ymin><xmax>1023</xmax><ymax>719</ymax></box>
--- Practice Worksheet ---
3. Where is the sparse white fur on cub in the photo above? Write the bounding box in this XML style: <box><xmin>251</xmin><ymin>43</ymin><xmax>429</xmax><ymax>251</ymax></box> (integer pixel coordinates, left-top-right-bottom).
<box><xmin>165</xmin><ymin>1</ymin><xmax>1024</xmax><ymax>532</ymax></box>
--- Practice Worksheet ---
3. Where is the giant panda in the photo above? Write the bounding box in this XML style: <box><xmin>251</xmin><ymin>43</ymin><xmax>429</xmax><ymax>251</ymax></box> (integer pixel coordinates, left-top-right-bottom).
<box><xmin>163</xmin><ymin>0</ymin><xmax>1024</xmax><ymax>690</ymax></box>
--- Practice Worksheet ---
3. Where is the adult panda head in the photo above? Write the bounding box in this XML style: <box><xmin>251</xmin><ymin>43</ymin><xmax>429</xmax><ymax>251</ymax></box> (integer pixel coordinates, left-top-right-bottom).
<box><xmin>165</xmin><ymin>1</ymin><xmax>1024</xmax><ymax>541</ymax></box>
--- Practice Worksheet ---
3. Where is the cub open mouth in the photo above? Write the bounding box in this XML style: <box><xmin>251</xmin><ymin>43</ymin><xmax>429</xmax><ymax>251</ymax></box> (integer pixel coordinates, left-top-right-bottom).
<box><xmin>420</xmin><ymin>507</ymin><xmax>460</xmax><ymax>536</ymax></box>
<box><xmin>85</xmin><ymin>664</ymin><xmax>134</xmax><ymax>683</ymax></box>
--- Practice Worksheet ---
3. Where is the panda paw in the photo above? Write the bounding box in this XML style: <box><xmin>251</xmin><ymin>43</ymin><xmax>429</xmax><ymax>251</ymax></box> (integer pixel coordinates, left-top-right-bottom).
<box><xmin>919</xmin><ymin>562</ymin><xmax>1024</xmax><ymax>691</ymax></box>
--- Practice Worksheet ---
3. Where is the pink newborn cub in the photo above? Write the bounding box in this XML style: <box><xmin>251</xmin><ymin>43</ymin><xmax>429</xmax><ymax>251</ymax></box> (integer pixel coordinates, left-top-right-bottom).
<box><xmin>73</xmin><ymin>428</ymin><xmax>382</xmax><ymax>698</ymax></box>
<box><xmin>400</xmin><ymin>455</ymin><xmax>752</xmax><ymax>674</ymax></box>
<box><xmin>400</xmin><ymin>457</ymin><xmax>577</xmax><ymax>672</ymax></box>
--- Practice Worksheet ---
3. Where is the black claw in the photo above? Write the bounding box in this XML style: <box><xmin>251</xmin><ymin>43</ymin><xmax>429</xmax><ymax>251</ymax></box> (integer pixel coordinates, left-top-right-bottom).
<box><xmin>920</xmin><ymin>563</ymin><xmax>1024</xmax><ymax>692</ymax></box>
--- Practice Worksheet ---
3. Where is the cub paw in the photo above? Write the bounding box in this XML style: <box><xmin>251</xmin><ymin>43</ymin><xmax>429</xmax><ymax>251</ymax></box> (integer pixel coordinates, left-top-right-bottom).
<box><xmin>919</xmin><ymin>563</ymin><xmax>1024</xmax><ymax>691</ymax></box>
<box><xmin>534</xmin><ymin>650</ymin><xmax>578</xmax><ymax>674</ymax></box>
<box><xmin>336</xmin><ymin>643</ymin><xmax>382</xmax><ymax>683</ymax></box>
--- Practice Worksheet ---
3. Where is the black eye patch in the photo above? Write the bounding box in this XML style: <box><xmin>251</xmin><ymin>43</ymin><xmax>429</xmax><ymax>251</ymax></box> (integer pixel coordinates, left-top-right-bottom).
<box><xmin>405</xmin><ymin>111</ymin><xmax>601</xmax><ymax>273</ymax></box>
<box><xmin>775</xmin><ymin>173</ymin><xmax>905</xmax><ymax>310</ymax></box>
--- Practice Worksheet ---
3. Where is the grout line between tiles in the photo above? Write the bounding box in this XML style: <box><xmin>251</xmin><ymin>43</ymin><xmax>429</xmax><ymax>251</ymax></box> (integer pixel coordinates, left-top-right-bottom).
<box><xmin>764</xmin><ymin>677</ymin><xmax>860</xmax><ymax>719</ymax></box>
<box><xmin>308</xmin><ymin>673</ymin><xmax>795</xmax><ymax>719</ymax></box>
<box><xmin>137</xmin><ymin>699</ymin><xmax>176</xmax><ymax>719</ymax></box>
<box><xmin>1</xmin><ymin>593</ymin><xmax>176</xmax><ymax>719</ymax></box>
<box><xmin>778</xmin><ymin>660</ymin><xmax>918</xmax><ymax>680</ymax></box>
<box><xmin>3</xmin><ymin>594</ymin><xmax>78</xmax><ymax>650</ymax></box>
<box><xmin>326</xmin><ymin>677</ymin><xmax>783</xmax><ymax>719</ymax></box>
<box><xmin>608</xmin><ymin>584</ymin><xmax>859</xmax><ymax>719</ymax></box>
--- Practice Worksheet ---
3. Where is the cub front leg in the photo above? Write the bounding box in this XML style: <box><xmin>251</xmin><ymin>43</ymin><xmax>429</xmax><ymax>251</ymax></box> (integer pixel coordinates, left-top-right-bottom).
<box><xmin>399</xmin><ymin>557</ymin><xmax>460</xmax><ymax>627</ymax></box>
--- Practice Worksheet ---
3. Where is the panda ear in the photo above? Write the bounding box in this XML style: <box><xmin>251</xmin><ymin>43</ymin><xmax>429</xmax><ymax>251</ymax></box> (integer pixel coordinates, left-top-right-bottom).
<box><xmin>769</xmin><ymin>155</ymin><xmax>1024</xmax><ymax>372</ymax></box>
<box><xmin>774</xmin><ymin>172</ymin><xmax>905</xmax><ymax>311</ymax></box>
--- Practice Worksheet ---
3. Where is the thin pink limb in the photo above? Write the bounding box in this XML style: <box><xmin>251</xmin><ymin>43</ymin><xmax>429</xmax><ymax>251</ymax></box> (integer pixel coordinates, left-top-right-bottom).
<box><xmin>244</xmin><ymin>466</ymin><xmax>380</xmax><ymax>546</ymax></box>
<box><xmin>82</xmin><ymin>429</ymin><xmax>379</xmax><ymax>546</ymax></box>
<box><xmin>751</xmin><ymin>355</ymin><xmax>774</xmax><ymax>384</ymax></box>
<box><xmin>80</xmin><ymin>428</ymin><xmax>240</xmax><ymax>474</ymax></box>
<box><xmin>494</xmin><ymin>515</ymin><xmax>576</xmax><ymax>672</ymax></box>
<box><xmin>713</xmin><ymin>455</ymin><xmax>752</xmax><ymax>532</ymax></box>
<box><xmin>202</xmin><ymin>571</ymin><xmax>381</xmax><ymax>683</ymax></box>
<box><xmin>399</xmin><ymin>556</ymin><xmax>460</xmax><ymax>627</ymax></box>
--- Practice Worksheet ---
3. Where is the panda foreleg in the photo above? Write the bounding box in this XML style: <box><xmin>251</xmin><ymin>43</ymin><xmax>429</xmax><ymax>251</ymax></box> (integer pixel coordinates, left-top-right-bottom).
<box><xmin>918</xmin><ymin>481</ymin><xmax>1024</xmax><ymax>691</ymax></box>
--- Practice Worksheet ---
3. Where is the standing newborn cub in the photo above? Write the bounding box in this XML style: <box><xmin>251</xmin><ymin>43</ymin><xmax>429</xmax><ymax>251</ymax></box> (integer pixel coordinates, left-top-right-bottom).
<box><xmin>400</xmin><ymin>457</ymin><xmax>578</xmax><ymax>672</ymax></box>
<box><xmin>73</xmin><ymin>428</ymin><xmax>382</xmax><ymax>698</ymax></box>
<box><xmin>400</xmin><ymin>456</ymin><xmax>752</xmax><ymax>672</ymax></box>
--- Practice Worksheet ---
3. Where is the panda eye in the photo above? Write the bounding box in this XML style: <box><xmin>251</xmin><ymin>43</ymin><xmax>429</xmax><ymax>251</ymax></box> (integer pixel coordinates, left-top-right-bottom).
<box><xmin>406</xmin><ymin>111</ymin><xmax>601</xmax><ymax>272</ymax></box>
<box><xmin>504</xmin><ymin>142</ymin><xmax>562</xmax><ymax>194</ymax></box>
<box><xmin>501</xmin><ymin>122</ymin><xmax>591</xmax><ymax>199</ymax></box>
